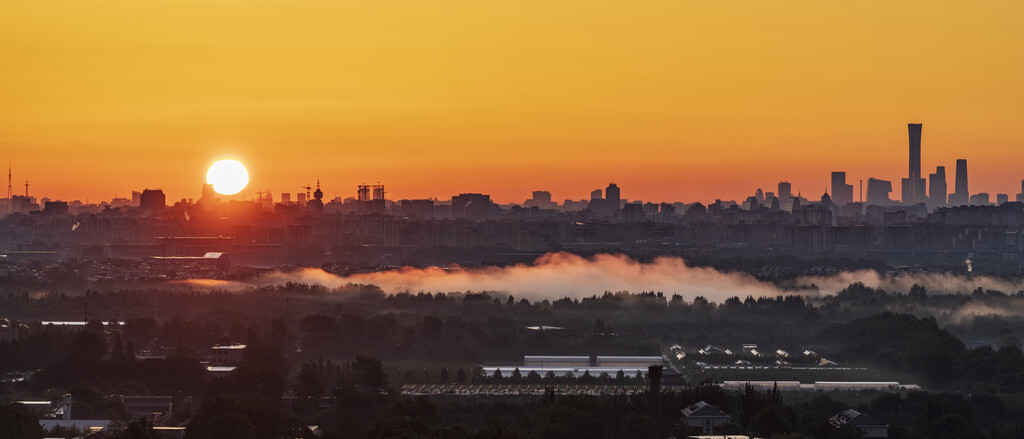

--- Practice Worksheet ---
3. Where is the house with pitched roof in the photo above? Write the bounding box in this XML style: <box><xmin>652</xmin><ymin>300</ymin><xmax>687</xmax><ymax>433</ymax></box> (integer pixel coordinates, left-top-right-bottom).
<box><xmin>682</xmin><ymin>401</ymin><xmax>732</xmax><ymax>435</ymax></box>
<box><xmin>830</xmin><ymin>409</ymin><xmax>888</xmax><ymax>438</ymax></box>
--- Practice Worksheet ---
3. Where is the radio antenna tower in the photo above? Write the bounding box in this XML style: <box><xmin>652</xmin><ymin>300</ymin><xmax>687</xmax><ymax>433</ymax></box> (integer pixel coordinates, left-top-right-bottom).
<box><xmin>6</xmin><ymin>163</ymin><xmax>11</xmax><ymax>199</ymax></box>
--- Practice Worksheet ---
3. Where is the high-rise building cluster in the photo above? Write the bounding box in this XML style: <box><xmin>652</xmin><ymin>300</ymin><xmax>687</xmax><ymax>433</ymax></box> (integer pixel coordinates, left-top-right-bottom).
<box><xmin>816</xmin><ymin>123</ymin><xmax>1012</xmax><ymax>211</ymax></box>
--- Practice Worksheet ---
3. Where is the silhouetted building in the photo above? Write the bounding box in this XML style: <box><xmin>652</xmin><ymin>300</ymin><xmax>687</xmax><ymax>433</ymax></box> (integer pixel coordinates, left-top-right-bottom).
<box><xmin>908</xmin><ymin>123</ymin><xmax>922</xmax><ymax>179</ymax></box>
<box><xmin>605</xmin><ymin>183</ymin><xmax>620</xmax><ymax>212</ymax></box>
<box><xmin>308</xmin><ymin>180</ymin><xmax>324</xmax><ymax>213</ymax></box>
<box><xmin>139</xmin><ymin>189</ymin><xmax>166</xmax><ymax>210</ymax></box>
<box><xmin>950</xmin><ymin>159</ymin><xmax>969</xmax><ymax>206</ymax></box>
<box><xmin>199</xmin><ymin>184</ymin><xmax>218</xmax><ymax>207</ymax></box>
<box><xmin>831</xmin><ymin>172</ymin><xmax>853</xmax><ymax>206</ymax></box>
<box><xmin>901</xmin><ymin>123</ymin><xmax>927</xmax><ymax>205</ymax></box>
<box><xmin>400</xmin><ymin>199</ymin><xmax>434</xmax><ymax>218</ymax></box>
<box><xmin>927</xmin><ymin>166</ymin><xmax>946</xmax><ymax>210</ymax></box>
<box><xmin>524</xmin><ymin>191</ymin><xmax>556</xmax><ymax>209</ymax></box>
<box><xmin>777</xmin><ymin>181</ymin><xmax>792</xmax><ymax>202</ymax></box>
<box><xmin>280</xmin><ymin>193</ymin><xmax>291</xmax><ymax>204</ymax></box>
<box><xmin>866</xmin><ymin>178</ymin><xmax>892</xmax><ymax>206</ymax></box>
<box><xmin>623</xmin><ymin>202</ymin><xmax>645</xmax><ymax>221</ymax></box>
<box><xmin>996</xmin><ymin>193</ymin><xmax>1008</xmax><ymax>206</ymax></box>
<box><xmin>970</xmin><ymin>193</ymin><xmax>990</xmax><ymax>206</ymax></box>
<box><xmin>452</xmin><ymin>193</ymin><xmax>492</xmax><ymax>219</ymax></box>
<box><xmin>1017</xmin><ymin>180</ymin><xmax>1024</xmax><ymax>203</ymax></box>
<box><xmin>43</xmin><ymin>201</ymin><xmax>68</xmax><ymax>216</ymax></box>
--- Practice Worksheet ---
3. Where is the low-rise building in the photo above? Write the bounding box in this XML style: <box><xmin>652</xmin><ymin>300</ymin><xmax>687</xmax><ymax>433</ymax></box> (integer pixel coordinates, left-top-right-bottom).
<box><xmin>122</xmin><ymin>396</ymin><xmax>173</xmax><ymax>421</ymax></box>
<box><xmin>830</xmin><ymin>409</ymin><xmax>888</xmax><ymax>438</ymax></box>
<box><xmin>209</xmin><ymin>344</ymin><xmax>246</xmax><ymax>366</ymax></box>
<box><xmin>682</xmin><ymin>401</ymin><xmax>731</xmax><ymax>435</ymax></box>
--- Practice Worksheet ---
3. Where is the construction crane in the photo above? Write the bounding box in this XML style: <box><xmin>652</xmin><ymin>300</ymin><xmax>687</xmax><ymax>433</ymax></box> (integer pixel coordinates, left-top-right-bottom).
<box><xmin>302</xmin><ymin>184</ymin><xmax>312</xmax><ymax>199</ymax></box>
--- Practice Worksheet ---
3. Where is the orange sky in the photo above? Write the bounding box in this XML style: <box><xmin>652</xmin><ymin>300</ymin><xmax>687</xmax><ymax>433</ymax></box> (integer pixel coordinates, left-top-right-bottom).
<box><xmin>2</xmin><ymin>0</ymin><xmax>1023</xmax><ymax>204</ymax></box>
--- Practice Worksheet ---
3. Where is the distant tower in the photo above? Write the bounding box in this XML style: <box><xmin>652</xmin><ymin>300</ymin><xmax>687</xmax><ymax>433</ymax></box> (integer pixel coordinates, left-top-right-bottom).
<box><xmin>901</xmin><ymin>123</ymin><xmax>927</xmax><ymax>204</ymax></box>
<box><xmin>308</xmin><ymin>179</ymin><xmax>324</xmax><ymax>213</ymax></box>
<box><xmin>139</xmin><ymin>189</ymin><xmax>166</xmax><ymax>210</ymax></box>
<box><xmin>777</xmin><ymin>181</ymin><xmax>792</xmax><ymax>201</ymax></box>
<box><xmin>830</xmin><ymin>172</ymin><xmax>853</xmax><ymax>206</ymax></box>
<box><xmin>866</xmin><ymin>178</ymin><xmax>893</xmax><ymax>206</ymax></box>
<box><xmin>6</xmin><ymin>163</ymin><xmax>11</xmax><ymax>199</ymax></box>
<box><xmin>950</xmin><ymin>159</ymin><xmax>969</xmax><ymax>206</ymax></box>
<box><xmin>928</xmin><ymin>166</ymin><xmax>947</xmax><ymax>209</ymax></box>
<box><xmin>908</xmin><ymin>123</ymin><xmax>922</xmax><ymax>180</ymax></box>
<box><xmin>605</xmin><ymin>183</ymin><xmax>620</xmax><ymax>211</ymax></box>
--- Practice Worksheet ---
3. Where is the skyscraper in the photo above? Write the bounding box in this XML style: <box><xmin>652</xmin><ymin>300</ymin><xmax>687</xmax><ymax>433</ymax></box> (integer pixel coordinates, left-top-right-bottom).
<box><xmin>830</xmin><ymin>172</ymin><xmax>853</xmax><ymax>206</ymax></box>
<box><xmin>901</xmin><ymin>123</ymin><xmax>927</xmax><ymax>204</ymax></box>
<box><xmin>927</xmin><ymin>166</ymin><xmax>946</xmax><ymax>209</ymax></box>
<box><xmin>866</xmin><ymin>178</ymin><xmax>892</xmax><ymax>206</ymax></box>
<box><xmin>139</xmin><ymin>188</ymin><xmax>166</xmax><ymax>210</ymax></box>
<box><xmin>950</xmin><ymin>159</ymin><xmax>969</xmax><ymax>206</ymax></box>
<box><xmin>777</xmin><ymin>181</ymin><xmax>792</xmax><ymax>201</ymax></box>
<box><xmin>605</xmin><ymin>183</ymin><xmax>620</xmax><ymax>212</ymax></box>
<box><xmin>1017</xmin><ymin>180</ymin><xmax>1024</xmax><ymax>203</ymax></box>
<box><xmin>908</xmin><ymin>123</ymin><xmax>922</xmax><ymax>180</ymax></box>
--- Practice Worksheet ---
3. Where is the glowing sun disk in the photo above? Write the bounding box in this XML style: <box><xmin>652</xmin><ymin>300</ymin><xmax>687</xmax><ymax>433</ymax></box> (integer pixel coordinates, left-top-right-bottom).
<box><xmin>206</xmin><ymin>159</ymin><xmax>249</xmax><ymax>195</ymax></box>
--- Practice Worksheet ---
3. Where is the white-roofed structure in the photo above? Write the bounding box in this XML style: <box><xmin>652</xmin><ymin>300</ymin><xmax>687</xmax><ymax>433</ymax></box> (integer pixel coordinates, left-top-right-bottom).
<box><xmin>523</xmin><ymin>356</ymin><xmax>590</xmax><ymax>368</ymax></box>
<box><xmin>482</xmin><ymin>366</ymin><xmax>648</xmax><ymax>378</ymax></box>
<box><xmin>815</xmin><ymin>381</ymin><xmax>899</xmax><ymax>391</ymax></box>
<box><xmin>722</xmin><ymin>381</ymin><xmax>802</xmax><ymax>391</ymax></box>
<box><xmin>595</xmin><ymin>356</ymin><xmax>663</xmax><ymax>368</ymax></box>
<box><xmin>209</xmin><ymin>343</ymin><xmax>246</xmax><ymax>366</ymax></box>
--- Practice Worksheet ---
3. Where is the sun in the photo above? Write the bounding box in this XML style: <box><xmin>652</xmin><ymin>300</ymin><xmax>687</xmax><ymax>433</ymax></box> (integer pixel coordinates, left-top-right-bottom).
<box><xmin>206</xmin><ymin>159</ymin><xmax>249</xmax><ymax>195</ymax></box>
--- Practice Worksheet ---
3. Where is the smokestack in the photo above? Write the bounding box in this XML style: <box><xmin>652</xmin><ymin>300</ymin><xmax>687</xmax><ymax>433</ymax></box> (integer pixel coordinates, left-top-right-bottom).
<box><xmin>648</xmin><ymin>365</ymin><xmax>663</xmax><ymax>397</ymax></box>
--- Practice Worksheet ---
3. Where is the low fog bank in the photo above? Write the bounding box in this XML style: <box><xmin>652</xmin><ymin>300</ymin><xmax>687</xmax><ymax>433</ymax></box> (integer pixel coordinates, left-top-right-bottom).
<box><xmin>256</xmin><ymin>252</ymin><xmax>782</xmax><ymax>302</ymax></box>
<box><xmin>175</xmin><ymin>252</ymin><xmax>1024</xmax><ymax>302</ymax></box>
<box><xmin>792</xmin><ymin>269</ymin><xmax>1024</xmax><ymax>297</ymax></box>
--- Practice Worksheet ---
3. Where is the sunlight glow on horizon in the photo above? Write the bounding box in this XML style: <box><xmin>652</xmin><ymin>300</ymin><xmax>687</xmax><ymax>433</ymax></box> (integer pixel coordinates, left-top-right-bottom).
<box><xmin>1</xmin><ymin>0</ymin><xmax>1023</xmax><ymax>204</ymax></box>
<box><xmin>206</xmin><ymin>160</ymin><xmax>249</xmax><ymax>195</ymax></box>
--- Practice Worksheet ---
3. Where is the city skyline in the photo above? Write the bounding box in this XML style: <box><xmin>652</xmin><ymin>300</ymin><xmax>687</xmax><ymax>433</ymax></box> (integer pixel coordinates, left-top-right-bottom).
<box><xmin>3</xmin><ymin>1</ymin><xmax>1024</xmax><ymax>204</ymax></box>
<box><xmin>3</xmin><ymin>122</ymin><xmax>1022</xmax><ymax>207</ymax></box>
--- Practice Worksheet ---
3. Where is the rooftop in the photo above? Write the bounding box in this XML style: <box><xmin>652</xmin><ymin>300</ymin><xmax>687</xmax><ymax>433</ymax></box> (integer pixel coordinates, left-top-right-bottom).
<box><xmin>682</xmin><ymin>401</ymin><xmax>731</xmax><ymax>419</ymax></box>
<box><xmin>211</xmin><ymin>344</ymin><xmax>246</xmax><ymax>350</ymax></box>
<box><xmin>831</xmin><ymin>409</ymin><xmax>888</xmax><ymax>428</ymax></box>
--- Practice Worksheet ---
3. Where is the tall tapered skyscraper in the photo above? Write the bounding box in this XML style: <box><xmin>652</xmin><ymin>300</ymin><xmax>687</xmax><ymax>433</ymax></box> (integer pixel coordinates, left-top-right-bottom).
<box><xmin>902</xmin><ymin>123</ymin><xmax>927</xmax><ymax>204</ymax></box>
<box><xmin>908</xmin><ymin>123</ymin><xmax>922</xmax><ymax>179</ymax></box>
<box><xmin>949</xmin><ymin>159</ymin><xmax>969</xmax><ymax>206</ymax></box>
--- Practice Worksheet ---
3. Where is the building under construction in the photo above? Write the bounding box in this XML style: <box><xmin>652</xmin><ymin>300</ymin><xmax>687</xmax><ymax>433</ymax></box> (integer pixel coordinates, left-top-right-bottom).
<box><xmin>356</xmin><ymin>183</ymin><xmax>386</xmax><ymax>214</ymax></box>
